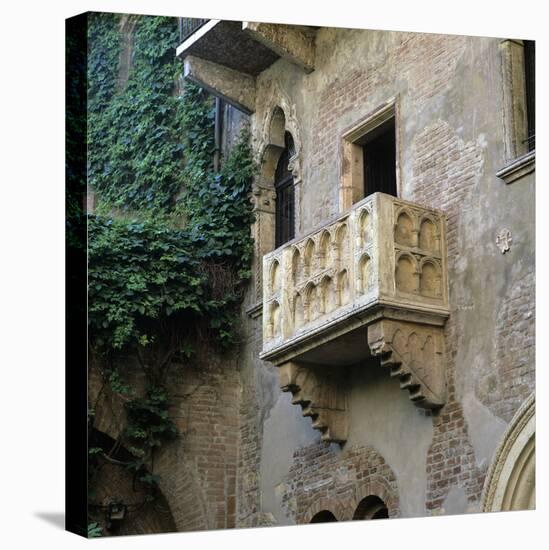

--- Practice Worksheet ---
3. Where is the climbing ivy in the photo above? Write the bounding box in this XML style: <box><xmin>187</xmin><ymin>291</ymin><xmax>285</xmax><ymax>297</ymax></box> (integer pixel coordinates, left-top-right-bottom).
<box><xmin>86</xmin><ymin>13</ymin><xmax>255</xmax><ymax>520</ymax></box>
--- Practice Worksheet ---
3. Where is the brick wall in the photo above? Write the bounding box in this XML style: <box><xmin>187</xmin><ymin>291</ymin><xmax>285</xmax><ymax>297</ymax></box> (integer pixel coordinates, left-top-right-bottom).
<box><xmin>294</xmin><ymin>34</ymin><xmax>492</xmax><ymax>516</ymax></box>
<box><xmin>307</xmin><ymin>32</ymin><xmax>468</xmax><ymax>229</ymax></box>
<box><xmin>236</xmin><ymin>373</ymin><xmax>263</xmax><ymax>527</ymax></box>
<box><xmin>281</xmin><ymin>443</ymin><xmax>399</xmax><ymax>522</ymax></box>
<box><xmin>89</xmin><ymin>351</ymin><xmax>240</xmax><ymax>534</ymax></box>
<box><xmin>477</xmin><ymin>271</ymin><xmax>535</xmax><ymax>423</ymax></box>
<box><xmin>236</xmin><ymin>321</ymin><xmax>267</xmax><ymax>528</ymax></box>
<box><xmin>157</xmin><ymin>356</ymin><xmax>240</xmax><ymax>531</ymax></box>
<box><xmin>89</xmin><ymin>457</ymin><xmax>177</xmax><ymax>536</ymax></box>
<box><xmin>409</xmin><ymin>120</ymin><xmax>487</xmax><ymax>512</ymax></box>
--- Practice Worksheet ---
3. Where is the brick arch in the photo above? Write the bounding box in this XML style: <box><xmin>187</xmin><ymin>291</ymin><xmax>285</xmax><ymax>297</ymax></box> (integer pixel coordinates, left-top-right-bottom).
<box><xmin>88</xmin><ymin>428</ymin><xmax>177</xmax><ymax>536</ymax></box>
<box><xmin>303</xmin><ymin>496</ymin><xmax>346</xmax><ymax>523</ymax></box>
<box><xmin>284</xmin><ymin>444</ymin><xmax>400</xmax><ymax>524</ymax></box>
<box><xmin>352</xmin><ymin>476</ymin><xmax>400</xmax><ymax>519</ymax></box>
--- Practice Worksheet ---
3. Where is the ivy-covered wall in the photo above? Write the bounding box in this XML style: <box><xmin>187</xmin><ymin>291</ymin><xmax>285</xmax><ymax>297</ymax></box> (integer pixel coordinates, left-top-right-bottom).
<box><xmin>86</xmin><ymin>13</ymin><xmax>253</xmax><ymax>536</ymax></box>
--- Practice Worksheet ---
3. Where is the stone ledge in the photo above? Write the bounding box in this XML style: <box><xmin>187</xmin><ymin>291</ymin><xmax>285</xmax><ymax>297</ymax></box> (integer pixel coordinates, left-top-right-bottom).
<box><xmin>260</xmin><ymin>300</ymin><xmax>448</xmax><ymax>366</ymax></box>
<box><xmin>496</xmin><ymin>150</ymin><xmax>535</xmax><ymax>184</ymax></box>
<box><xmin>245</xmin><ymin>302</ymin><xmax>263</xmax><ymax>319</ymax></box>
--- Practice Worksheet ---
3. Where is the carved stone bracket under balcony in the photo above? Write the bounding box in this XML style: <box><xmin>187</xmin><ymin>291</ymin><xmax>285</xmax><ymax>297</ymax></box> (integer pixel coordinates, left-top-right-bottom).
<box><xmin>279</xmin><ymin>362</ymin><xmax>348</xmax><ymax>443</ymax></box>
<box><xmin>367</xmin><ymin>319</ymin><xmax>446</xmax><ymax>408</ymax></box>
<box><xmin>260</xmin><ymin>192</ymin><xmax>450</xmax><ymax>443</ymax></box>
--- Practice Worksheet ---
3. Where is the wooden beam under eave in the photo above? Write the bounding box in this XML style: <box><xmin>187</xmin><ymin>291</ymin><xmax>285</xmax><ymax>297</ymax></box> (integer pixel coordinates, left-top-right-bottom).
<box><xmin>183</xmin><ymin>55</ymin><xmax>256</xmax><ymax>115</ymax></box>
<box><xmin>242</xmin><ymin>22</ymin><xmax>315</xmax><ymax>73</ymax></box>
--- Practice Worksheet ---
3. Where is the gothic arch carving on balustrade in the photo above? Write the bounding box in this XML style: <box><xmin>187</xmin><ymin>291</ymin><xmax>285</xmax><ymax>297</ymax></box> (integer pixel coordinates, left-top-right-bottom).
<box><xmin>268</xmin><ymin>258</ymin><xmax>281</xmax><ymax>294</ymax></box>
<box><xmin>318</xmin><ymin>230</ymin><xmax>331</xmax><ymax>270</ymax></box>
<box><xmin>418</xmin><ymin>257</ymin><xmax>442</xmax><ymax>298</ymax></box>
<box><xmin>267</xmin><ymin>300</ymin><xmax>281</xmax><ymax>339</ymax></box>
<box><xmin>418</xmin><ymin>214</ymin><xmax>440</xmax><ymax>252</ymax></box>
<box><xmin>303</xmin><ymin>281</ymin><xmax>317</xmax><ymax>323</ymax></box>
<box><xmin>394</xmin><ymin>207</ymin><xmax>418</xmax><ymax>248</ymax></box>
<box><xmin>303</xmin><ymin>238</ymin><xmax>315</xmax><ymax>277</ymax></box>
<box><xmin>395</xmin><ymin>251</ymin><xmax>419</xmax><ymax>294</ymax></box>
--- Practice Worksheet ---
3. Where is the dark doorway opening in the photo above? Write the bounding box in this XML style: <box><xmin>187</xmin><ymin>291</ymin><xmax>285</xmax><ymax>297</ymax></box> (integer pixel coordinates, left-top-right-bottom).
<box><xmin>275</xmin><ymin>131</ymin><xmax>295</xmax><ymax>247</ymax></box>
<box><xmin>360</xmin><ymin>117</ymin><xmax>397</xmax><ymax>197</ymax></box>
<box><xmin>310</xmin><ymin>510</ymin><xmax>338</xmax><ymax>523</ymax></box>
<box><xmin>523</xmin><ymin>40</ymin><xmax>535</xmax><ymax>151</ymax></box>
<box><xmin>353</xmin><ymin>495</ymin><xmax>389</xmax><ymax>520</ymax></box>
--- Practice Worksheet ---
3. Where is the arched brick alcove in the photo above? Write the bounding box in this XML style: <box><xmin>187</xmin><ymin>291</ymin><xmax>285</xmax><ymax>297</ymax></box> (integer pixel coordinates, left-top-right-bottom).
<box><xmin>284</xmin><ymin>443</ymin><xmax>400</xmax><ymax>523</ymax></box>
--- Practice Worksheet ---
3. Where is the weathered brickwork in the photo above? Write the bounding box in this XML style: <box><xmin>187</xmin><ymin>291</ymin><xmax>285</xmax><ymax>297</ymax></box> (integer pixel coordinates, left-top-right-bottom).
<box><xmin>160</xmin><ymin>358</ymin><xmax>240</xmax><ymax>531</ymax></box>
<box><xmin>89</xmin><ymin>458</ymin><xmax>177</xmax><ymax>536</ymax></box>
<box><xmin>409</xmin><ymin>121</ymin><xmax>486</xmax><ymax>512</ymax></box>
<box><xmin>477</xmin><ymin>271</ymin><xmax>535</xmax><ymax>423</ymax></box>
<box><xmin>248</xmin><ymin>29</ymin><xmax>534</xmax><ymax>520</ymax></box>
<box><xmin>281</xmin><ymin>443</ymin><xmax>399</xmax><ymax>522</ymax></box>
<box><xmin>307</xmin><ymin>33</ymin><xmax>467</xmax><ymax>228</ymax></box>
<box><xmin>236</xmin><ymin>319</ymin><xmax>275</xmax><ymax>528</ymax></box>
<box><xmin>236</xmin><ymin>370</ymin><xmax>263</xmax><ymax>528</ymax></box>
<box><xmin>425</xmin><ymin>401</ymin><xmax>486</xmax><ymax>512</ymax></box>
<box><xmin>89</xmin><ymin>353</ymin><xmax>240</xmax><ymax>533</ymax></box>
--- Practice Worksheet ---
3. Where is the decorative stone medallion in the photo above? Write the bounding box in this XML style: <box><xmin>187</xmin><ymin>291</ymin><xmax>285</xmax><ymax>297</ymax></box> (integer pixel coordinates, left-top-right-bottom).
<box><xmin>496</xmin><ymin>229</ymin><xmax>512</xmax><ymax>254</ymax></box>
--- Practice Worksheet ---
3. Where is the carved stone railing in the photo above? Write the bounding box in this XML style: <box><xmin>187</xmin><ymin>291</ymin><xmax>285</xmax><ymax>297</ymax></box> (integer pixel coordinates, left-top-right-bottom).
<box><xmin>260</xmin><ymin>192</ymin><xmax>449</xmax><ymax>443</ymax></box>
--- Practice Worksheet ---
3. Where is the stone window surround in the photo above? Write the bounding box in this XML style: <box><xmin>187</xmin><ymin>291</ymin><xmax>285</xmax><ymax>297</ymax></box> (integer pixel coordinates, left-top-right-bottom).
<box><xmin>498</xmin><ymin>39</ymin><xmax>535</xmax><ymax>184</ymax></box>
<box><xmin>339</xmin><ymin>97</ymin><xmax>401</xmax><ymax>212</ymax></box>
<box><xmin>248</xmin><ymin>94</ymin><xmax>304</xmax><ymax>310</ymax></box>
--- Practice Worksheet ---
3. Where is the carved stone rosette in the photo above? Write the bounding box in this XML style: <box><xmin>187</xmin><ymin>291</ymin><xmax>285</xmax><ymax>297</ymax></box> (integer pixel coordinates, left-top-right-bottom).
<box><xmin>367</xmin><ymin>319</ymin><xmax>446</xmax><ymax>409</ymax></box>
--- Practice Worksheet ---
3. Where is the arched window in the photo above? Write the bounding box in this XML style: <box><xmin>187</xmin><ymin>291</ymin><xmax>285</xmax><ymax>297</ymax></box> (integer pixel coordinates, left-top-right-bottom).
<box><xmin>310</xmin><ymin>510</ymin><xmax>338</xmax><ymax>523</ymax></box>
<box><xmin>275</xmin><ymin>132</ymin><xmax>295</xmax><ymax>247</ymax></box>
<box><xmin>353</xmin><ymin>495</ymin><xmax>389</xmax><ymax>520</ymax></box>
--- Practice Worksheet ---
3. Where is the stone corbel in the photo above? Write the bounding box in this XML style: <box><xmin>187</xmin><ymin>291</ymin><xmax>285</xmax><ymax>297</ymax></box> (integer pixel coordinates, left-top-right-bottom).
<box><xmin>367</xmin><ymin>319</ymin><xmax>446</xmax><ymax>409</ymax></box>
<box><xmin>288</xmin><ymin>153</ymin><xmax>301</xmax><ymax>181</ymax></box>
<box><xmin>279</xmin><ymin>362</ymin><xmax>348</xmax><ymax>443</ymax></box>
<box><xmin>252</xmin><ymin>184</ymin><xmax>277</xmax><ymax>214</ymax></box>
<box><xmin>183</xmin><ymin>55</ymin><xmax>256</xmax><ymax>114</ymax></box>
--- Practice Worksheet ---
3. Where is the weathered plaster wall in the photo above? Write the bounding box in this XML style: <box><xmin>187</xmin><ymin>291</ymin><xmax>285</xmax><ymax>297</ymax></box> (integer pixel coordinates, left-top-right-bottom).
<box><xmin>240</xmin><ymin>26</ymin><xmax>535</xmax><ymax>524</ymax></box>
<box><xmin>346</xmin><ymin>364</ymin><xmax>433</xmax><ymax>517</ymax></box>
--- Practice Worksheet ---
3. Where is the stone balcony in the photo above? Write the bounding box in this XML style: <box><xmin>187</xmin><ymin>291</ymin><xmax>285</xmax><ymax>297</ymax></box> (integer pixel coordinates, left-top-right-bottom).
<box><xmin>260</xmin><ymin>193</ymin><xmax>450</xmax><ymax>443</ymax></box>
